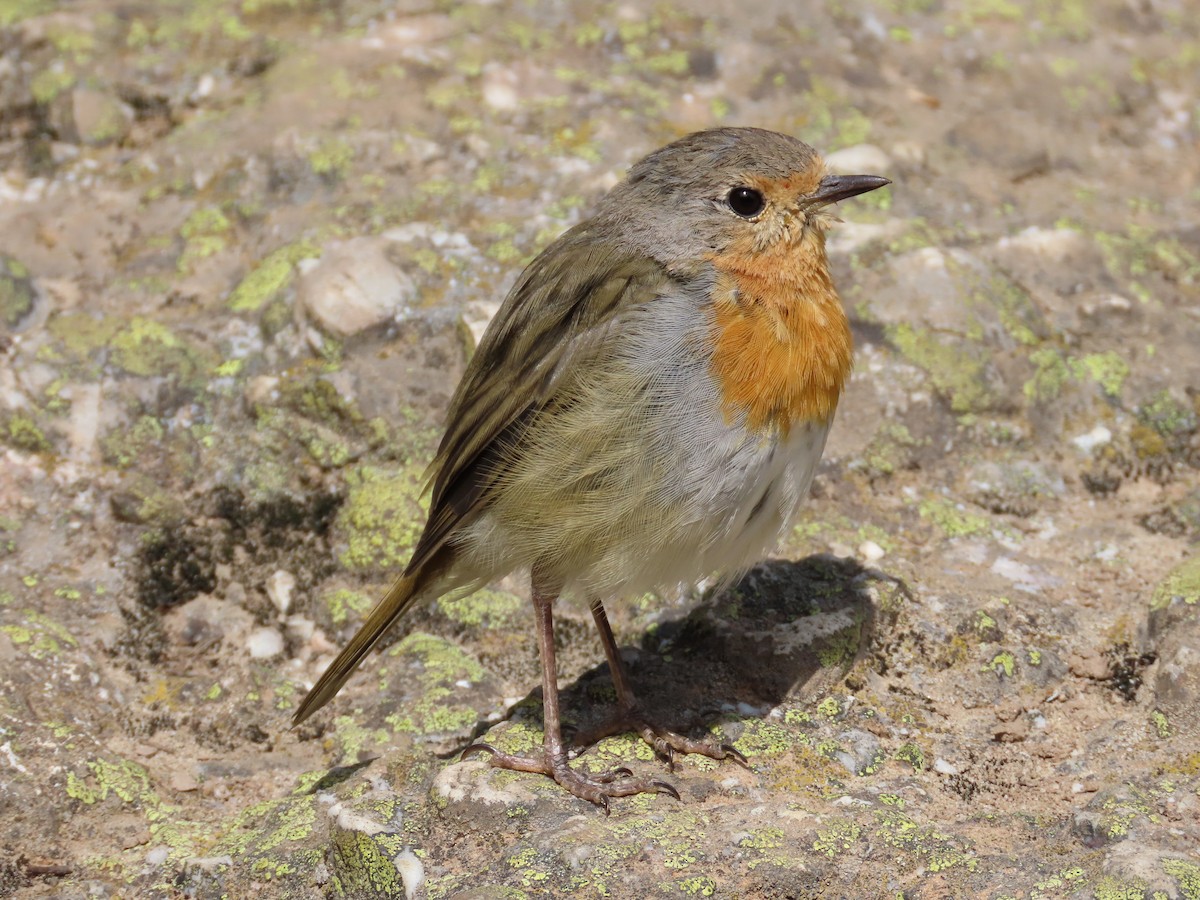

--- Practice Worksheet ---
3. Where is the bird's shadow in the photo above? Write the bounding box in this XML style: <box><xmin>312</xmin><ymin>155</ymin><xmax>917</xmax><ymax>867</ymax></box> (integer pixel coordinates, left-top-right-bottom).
<box><xmin>449</xmin><ymin>554</ymin><xmax>904</xmax><ymax>755</ymax></box>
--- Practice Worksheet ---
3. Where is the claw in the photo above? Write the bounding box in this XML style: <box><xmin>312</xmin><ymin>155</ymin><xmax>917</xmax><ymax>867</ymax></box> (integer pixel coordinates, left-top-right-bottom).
<box><xmin>652</xmin><ymin>779</ymin><xmax>681</xmax><ymax>801</ymax></box>
<box><xmin>721</xmin><ymin>743</ymin><xmax>750</xmax><ymax>768</ymax></box>
<box><xmin>461</xmin><ymin>742</ymin><xmax>498</xmax><ymax>761</ymax></box>
<box><xmin>614</xmin><ymin>766</ymin><xmax>633</xmax><ymax>778</ymax></box>
<box><xmin>599</xmin><ymin>795</ymin><xmax>611</xmax><ymax>816</ymax></box>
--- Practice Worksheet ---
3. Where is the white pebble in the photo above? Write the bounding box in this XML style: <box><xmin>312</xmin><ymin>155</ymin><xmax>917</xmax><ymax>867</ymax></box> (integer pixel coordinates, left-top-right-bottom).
<box><xmin>933</xmin><ymin>758</ymin><xmax>959</xmax><ymax>776</ymax></box>
<box><xmin>857</xmin><ymin>540</ymin><xmax>885</xmax><ymax>562</ymax></box>
<box><xmin>1072</xmin><ymin>425</ymin><xmax>1112</xmax><ymax>452</ymax></box>
<box><xmin>266</xmin><ymin>569</ymin><xmax>296</xmax><ymax>615</ymax></box>
<box><xmin>247</xmin><ymin>627</ymin><xmax>284</xmax><ymax>659</ymax></box>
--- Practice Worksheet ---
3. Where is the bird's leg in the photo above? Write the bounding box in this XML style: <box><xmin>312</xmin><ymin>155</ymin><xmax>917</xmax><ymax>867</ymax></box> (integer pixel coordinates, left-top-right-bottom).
<box><xmin>462</xmin><ymin>575</ymin><xmax>679</xmax><ymax>811</ymax></box>
<box><xmin>570</xmin><ymin>599</ymin><xmax>748</xmax><ymax>771</ymax></box>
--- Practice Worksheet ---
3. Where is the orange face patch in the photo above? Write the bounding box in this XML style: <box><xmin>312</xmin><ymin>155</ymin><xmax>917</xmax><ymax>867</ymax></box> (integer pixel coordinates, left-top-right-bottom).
<box><xmin>707</xmin><ymin>224</ymin><xmax>853</xmax><ymax>435</ymax></box>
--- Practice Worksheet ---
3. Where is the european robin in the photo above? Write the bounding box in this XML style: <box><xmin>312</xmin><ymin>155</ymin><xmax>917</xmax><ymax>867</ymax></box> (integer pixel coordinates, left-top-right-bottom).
<box><xmin>293</xmin><ymin>127</ymin><xmax>889</xmax><ymax>809</ymax></box>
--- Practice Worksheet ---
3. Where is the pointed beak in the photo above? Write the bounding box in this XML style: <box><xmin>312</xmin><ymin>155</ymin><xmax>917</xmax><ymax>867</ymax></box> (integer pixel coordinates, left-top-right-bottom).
<box><xmin>810</xmin><ymin>173</ymin><xmax>891</xmax><ymax>206</ymax></box>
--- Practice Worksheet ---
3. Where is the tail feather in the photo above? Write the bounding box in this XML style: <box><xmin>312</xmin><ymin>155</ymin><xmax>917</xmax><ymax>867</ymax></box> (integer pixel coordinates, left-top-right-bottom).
<box><xmin>292</xmin><ymin>571</ymin><xmax>423</xmax><ymax>726</ymax></box>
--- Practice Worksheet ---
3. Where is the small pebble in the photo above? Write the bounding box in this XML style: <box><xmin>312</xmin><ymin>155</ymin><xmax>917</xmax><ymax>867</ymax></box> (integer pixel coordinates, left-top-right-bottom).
<box><xmin>247</xmin><ymin>627</ymin><xmax>284</xmax><ymax>659</ymax></box>
<box><xmin>1071</xmin><ymin>425</ymin><xmax>1112</xmax><ymax>452</ymax></box>
<box><xmin>266</xmin><ymin>569</ymin><xmax>296</xmax><ymax>615</ymax></box>
<box><xmin>858</xmin><ymin>540</ymin><xmax>885</xmax><ymax>562</ymax></box>
<box><xmin>933</xmin><ymin>758</ymin><xmax>959</xmax><ymax>776</ymax></box>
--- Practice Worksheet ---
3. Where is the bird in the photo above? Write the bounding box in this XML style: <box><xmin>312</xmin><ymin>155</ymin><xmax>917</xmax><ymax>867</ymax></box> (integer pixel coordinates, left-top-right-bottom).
<box><xmin>292</xmin><ymin>126</ymin><xmax>889</xmax><ymax>810</ymax></box>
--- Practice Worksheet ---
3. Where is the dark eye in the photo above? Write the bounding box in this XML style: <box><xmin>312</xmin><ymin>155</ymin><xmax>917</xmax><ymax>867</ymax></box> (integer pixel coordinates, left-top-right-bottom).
<box><xmin>727</xmin><ymin>186</ymin><xmax>765</xmax><ymax>217</ymax></box>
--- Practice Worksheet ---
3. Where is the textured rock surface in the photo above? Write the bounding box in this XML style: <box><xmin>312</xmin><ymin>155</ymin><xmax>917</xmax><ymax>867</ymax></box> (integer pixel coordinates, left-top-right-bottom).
<box><xmin>1</xmin><ymin>1</ymin><xmax>1198</xmax><ymax>898</ymax></box>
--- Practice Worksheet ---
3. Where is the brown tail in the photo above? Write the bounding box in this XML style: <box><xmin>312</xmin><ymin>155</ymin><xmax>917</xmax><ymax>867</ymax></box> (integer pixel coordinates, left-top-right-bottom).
<box><xmin>292</xmin><ymin>570</ymin><xmax>425</xmax><ymax>726</ymax></box>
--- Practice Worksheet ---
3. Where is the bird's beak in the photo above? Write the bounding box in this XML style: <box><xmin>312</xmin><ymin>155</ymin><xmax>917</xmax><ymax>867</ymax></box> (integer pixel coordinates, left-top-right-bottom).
<box><xmin>809</xmin><ymin>174</ymin><xmax>891</xmax><ymax>206</ymax></box>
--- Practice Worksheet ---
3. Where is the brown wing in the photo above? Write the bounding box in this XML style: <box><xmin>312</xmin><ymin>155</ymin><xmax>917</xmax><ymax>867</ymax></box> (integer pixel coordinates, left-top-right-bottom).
<box><xmin>404</xmin><ymin>225</ymin><xmax>671</xmax><ymax>575</ymax></box>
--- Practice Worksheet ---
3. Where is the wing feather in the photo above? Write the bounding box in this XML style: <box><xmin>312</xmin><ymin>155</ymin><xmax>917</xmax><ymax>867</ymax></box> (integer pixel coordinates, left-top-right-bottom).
<box><xmin>405</xmin><ymin>226</ymin><xmax>671</xmax><ymax>575</ymax></box>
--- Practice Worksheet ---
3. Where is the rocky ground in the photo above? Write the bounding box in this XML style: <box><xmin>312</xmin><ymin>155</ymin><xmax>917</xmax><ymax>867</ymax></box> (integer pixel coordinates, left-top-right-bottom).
<box><xmin>1</xmin><ymin>0</ymin><xmax>1199</xmax><ymax>897</ymax></box>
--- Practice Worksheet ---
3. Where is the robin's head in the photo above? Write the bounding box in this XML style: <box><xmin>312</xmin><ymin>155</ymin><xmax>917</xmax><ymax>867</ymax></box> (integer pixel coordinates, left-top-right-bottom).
<box><xmin>601</xmin><ymin>127</ymin><xmax>889</xmax><ymax>269</ymax></box>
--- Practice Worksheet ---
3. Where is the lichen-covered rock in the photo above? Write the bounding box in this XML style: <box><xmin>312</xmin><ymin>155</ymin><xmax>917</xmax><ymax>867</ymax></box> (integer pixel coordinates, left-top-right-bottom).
<box><xmin>1</xmin><ymin>1</ymin><xmax>1199</xmax><ymax>898</ymax></box>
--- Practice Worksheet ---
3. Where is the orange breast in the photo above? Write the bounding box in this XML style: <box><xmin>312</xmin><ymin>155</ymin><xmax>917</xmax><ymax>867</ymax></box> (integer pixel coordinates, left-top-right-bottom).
<box><xmin>708</xmin><ymin>232</ymin><xmax>853</xmax><ymax>435</ymax></box>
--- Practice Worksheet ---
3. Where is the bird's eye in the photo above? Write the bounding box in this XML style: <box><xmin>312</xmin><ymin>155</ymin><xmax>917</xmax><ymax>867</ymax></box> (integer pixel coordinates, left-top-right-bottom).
<box><xmin>727</xmin><ymin>186</ymin><xmax>765</xmax><ymax>218</ymax></box>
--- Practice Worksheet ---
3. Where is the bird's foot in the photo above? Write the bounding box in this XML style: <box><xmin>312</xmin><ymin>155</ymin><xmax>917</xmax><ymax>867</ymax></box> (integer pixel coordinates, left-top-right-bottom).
<box><xmin>461</xmin><ymin>742</ymin><xmax>679</xmax><ymax>812</ymax></box>
<box><xmin>570</xmin><ymin>714</ymin><xmax>749</xmax><ymax>772</ymax></box>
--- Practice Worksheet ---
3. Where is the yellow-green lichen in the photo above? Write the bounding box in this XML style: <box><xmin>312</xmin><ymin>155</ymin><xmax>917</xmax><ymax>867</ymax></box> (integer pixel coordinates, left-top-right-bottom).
<box><xmin>887</xmin><ymin>323</ymin><xmax>998</xmax><ymax>413</ymax></box>
<box><xmin>783</xmin><ymin>709</ymin><xmax>812</xmax><ymax>726</ymax></box>
<box><xmin>101</xmin><ymin>415</ymin><xmax>164</xmax><ymax>467</ymax></box>
<box><xmin>219</xmin><ymin>794</ymin><xmax>319</xmax><ymax>857</ymax></box>
<box><xmin>1151</xmin><ymin>709</ymin><xmax>1171</xmax><ymax>738</ymax></box>
<box><xmin>872</xmin><ymin>808</ymin><xmax>977</xmax><ymax>872</ymax></box>
<box><xmin>380</xmin><ymin>632</ymin><xmax>486</xmax><ymax>737</ymax></box>
<box><xmin>470</xmin><ymin>721</ymin><xmax>541</xmax><ymax>758</ymax></box>
<box><xmin>853</xmin><ymin>422</ymin><xmax>924</xmax><ymax>478</ymax></box>
<box><xmin>816</xmin><ymin>623</ymin><xmax>861</xmax><ymax>668</ymax></box>
<box><xmin>1162</xmin><ymin>858</ymin><xmax>1200</xmax><ymax>900</ymax></box>
<box><xmin>437</xmin><ymin>588</ymin><xmax>524</xmax><ymax>629</ymax></box>
<box><xmin>0</xmin><ymin>256</ymin><xmax>36</xmax><ymax>327</ymax></box>
<box><xmin>817</xmin><ymin>697</ymin><xmax>842</xmax><ymax>718</ymax></box>
<box><xmin>985</xmin><ymin>651</ymin><xmax>1016</xmax><ymax>678</ymax></box>
<box><xmin>812</xmin><ymin>819</ymin><xmax>861</xmax><ymax>857</ymax></box>
<box><xmin>1093</xmin><ymin>876</ymin><xmax>1149</xmax><ymax>900</ymax></box>
<box><xmin>1024</xmin><ymin>347</ymin><xmax>1072</xmax><ymax>403</ymax></box>
<box><xmin>308</xmin><ymin>137</ymin><xmax>355</xmax><ymax>181</ymax></box>
<box><xmin>337</xmin><ymin>464</ymin><xmax>428</xmax><ymax>570</ymax></box>
<box><xmin>1071</xmin><ymin>352</ymin><xmax>1129</xmax><ymax>398</ymax></box>
<box><xmin>325</xmin><ymin>588</ymin><xmax>375</xmax><ymax>626</ymax></box>
<box><xmin>676</xmin><ymin>875</ymin><xmax>717</xmax><ymax>895</ymax></box>
<box><xmin>893</xmin><ymin>743</ymin><xmax>925</xmax><ymax>770</ymax></box>
<box><xmin>581</xmin><ymin>733</ymin><xmax>657</xmax><ymax>771</ymax></box>
<box><xmin>740</xmin><ymin>827</ymin><xmax>784</xmax><ymax>851</ymax></box>
<box><xmin>109</xmin><ymin>317</ymin><xmax>211</xmax><ymax>384</ymax></box>
<box><xmin>1</xmin><ymin>609</ymin><xmax>78</xmax><ymax>659</ymax></box>
<box><xmin>329</xmin><ymin>715</ymin><xmax>391</xmax><ymax>761</ymax></box>
<box><xmin>178</xmin><ymin>206</ymin><xmax>233</xmax><ymax>272</ymax></box>
<box><xmin>1150</xmin><ymin>555</ymin><xmax>1200</xmax><ymax>613</ymax></box>
<box><xmin>31</xmin><ymin>65</ymin><xmax>75</xmax><ymax>103</ymax></box>
<box><xmin>389</xmin><ymin>631</ymin><xmax>485</xmax><ymax>685</ymax></box>
<box><xmin>228</xmin><ymin>240</ymin><xmax>321</xmax><ymax>312</ymax></box>
<box><xmin>330</xmin><ymin>822</ymin><xmax>404</xmax><ymax>897</ymax></box>
<box><xmin>2</xmin><ymin>412</ymin><xmax>50</xmax><ymax>452</ymax></box>
<box><xmin>734</xmin><ymin>720</ymin><xmax>797</xmax><ymax>758</ymax></box>
<box><xmin>1138</xmin><ymin>390</ymin><xmax>1197</xmax><ymax>438</ymax></box>
<box><xmin>919</xmin><ymin>497</ymin><xmax>990</xmax><ymax>538</ymax></box>
<box><xmin>66</xmin><ymin>758</ymin><xmax>155</xmax><ymax>806</ymax></box>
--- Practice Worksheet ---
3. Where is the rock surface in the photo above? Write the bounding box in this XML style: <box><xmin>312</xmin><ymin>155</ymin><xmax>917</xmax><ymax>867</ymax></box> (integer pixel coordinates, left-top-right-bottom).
<box><xmin>0</xmin><ymin>1</ymin><xmax>1198</xmax><ymax>899</ymax></box>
